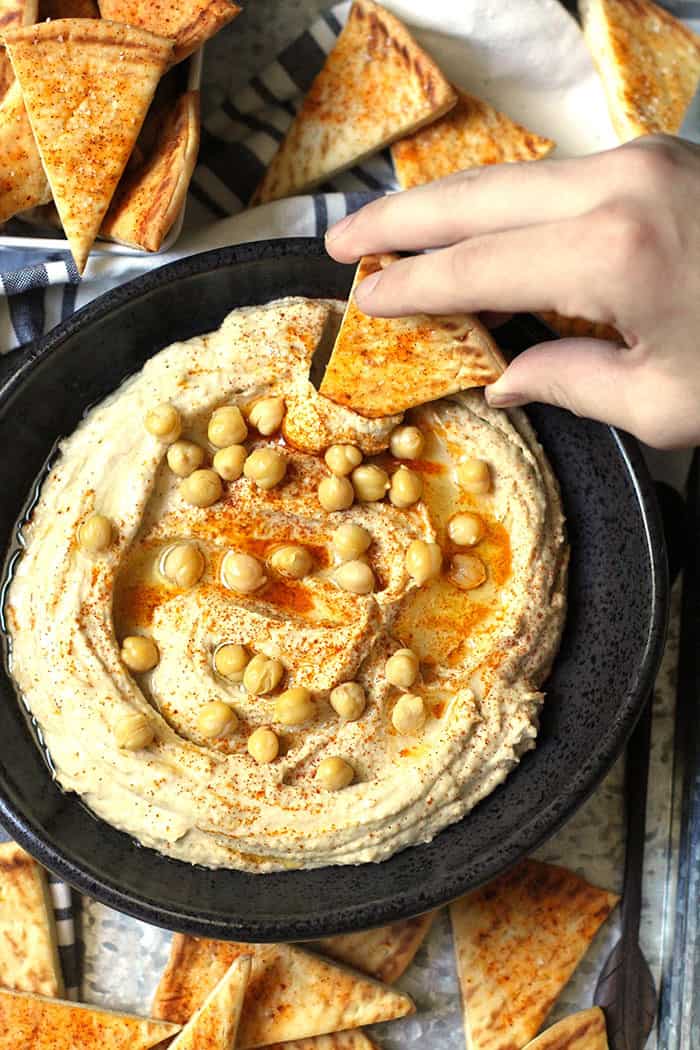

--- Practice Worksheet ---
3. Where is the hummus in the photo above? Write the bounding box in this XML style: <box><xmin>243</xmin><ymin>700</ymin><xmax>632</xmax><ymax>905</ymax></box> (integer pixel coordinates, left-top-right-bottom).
<box><xmin>5</xmin><ymin>297</ymin><xmax>568</xmax><ymax>871</ymax></box>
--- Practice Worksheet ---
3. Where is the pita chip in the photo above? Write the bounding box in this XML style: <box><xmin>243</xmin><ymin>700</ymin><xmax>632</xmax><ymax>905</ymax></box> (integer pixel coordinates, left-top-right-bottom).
<box><xmin>314</xmin><ymin>911</ymin><xmax>437</xmax><ymax>984</ymax></box>
<box><xmin>580</xmin><ymin>0</ymin><xmax>700</xmax><ymax>141</ymax></box>
<box><xmin>97</xmin><ymin>0</ymin><xmax>241</xmax><ymax>64</ymax></box>
<box><xmin>0</xmin><ymin>841</ymin><xmax>63</xmax><ymax>998</ymax></box>
<box><xmin>392</xmin><ymin>87</ymin><xmax>554</xmax><ymax>189</ymax></box>
<box><xmin>255</xmin><ymin>0</ymin><xmax>456</xmax><ymax>205</ymax></box>
<box><xmin>3</xmin><ymin>18</ymin><xmax>173</xmax><ymax>272</ymax></box>
<box><xmin>0</xmin><ymin>0</ymin><xmax>36</xmax><ymax>100</ymax></box>
<box><xmin>538</xmin><ymin>311</ymin><xmax>623</xmax><ymax>345</ymax></box>
<box><xmin>0</xmin><ymin>987</ymin><xmax>180</xmax><ymax>1050</ymax></box>
<box><xmin>450</xmin><ymin>859</ymin><xmax>619</xmax><ymax>1050</ymax></box>
<box><xmin>524</xmin><ymin>1009</ymin><xmax>609</xmax><ymax>1050</ymax></box>
<box><xmin>319</xmin><ymin>254</ymin><xmax>506</xmax><ymax>418</ymax></box>
<box><xmin>153</xmin><ymin>935</ymin><xmax>414</xmax><ymax>1047</ymax></box>
<box><xmin>169</xmin><ymin>955</ymin><xmax>250</xmax><ymax>1050</ymax></box>
<box><xmin>101</xmin><ymin>90</ymin><xmax>199</xmax><ymax>250</ymax></box>
<box><xmin>266</xmin><ymin>1035</ymin><xmax>380</xmax><ymax>1050</ymax></box>
<box><xmin>0</xmin><ymin>79</ymin><xmax>50</xmax><ymax>223</ymax></box>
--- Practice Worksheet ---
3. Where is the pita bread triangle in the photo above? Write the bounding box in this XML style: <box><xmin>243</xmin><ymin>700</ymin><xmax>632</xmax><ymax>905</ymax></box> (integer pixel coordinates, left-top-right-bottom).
<box><xmin>523</xmin><ymin>1009</ymin><xmax>609</xmax><ymax>1050</ymax></box>
<box><xmin>0</xmin><ymin>78</ymin><xmax>51</xmax><ymax>223</ymax></box>
<box><xmin>3</xmin><ymin>18</ymin><xmax>174</xmax><ymax>272</ymax></box>
<box><xmin>255</xmin><ymin>0</ymin><xmax>456</xmax><ymax>204</ymax></box>
<box><xmin>0</xmin><ymin>987</ymin><xmax>181</xmax><ymax>1050</ymax></box>
<box><xmin>169</xmin><ymin>955</ymin><xmax>250</xmax><ymax>1050</ymax></box>
<box><xmin>0</xmin><ymin>0</ymin><xmax>37</xmax><ymax>100</ymax></box>
<box><xmin>580</xmin><ymin>0</ymin><xmax>700</xmax><ymax>141</ymax></box>
<box><xmin>537</xmin><ymin>311</ymin><xmax>623</xmax><ymax>345</ymax></box>
<box><xmin>449</xmin><ymin>859</ymin><xmax>619</xmax><ymax>1050</ymax></box>
<box><xmin>266</xmin><ymin>1035</ymin><xmax>380</xmax><ymax>1050</ymax></box>
<box><xmin>0</xmin><ymin>841</ymin><xmax>63</xmax><ymax>998</ymax></box>
<box><xmin>153</xmin><ymin>935</ymin><xmax>414</xmax><ymax>1047</ymax></box>
<box><xmin>313</xmin><ymin>911</ymin><xmax>437</xmax><ymax>984</ymax></box>
<box><xmin>392</xmin><ymin>86</ymin><xmax>554</xmax><ymax>189</ymax></box>
<box><xmin>97</xmin><ymin>0</ymin><xmax>241</xmax><ymax>64</ymax></box>
<box><xmin>319</xmin><ymin>254</ymin><xmax>506</xmax><ymax>418</ymax></box>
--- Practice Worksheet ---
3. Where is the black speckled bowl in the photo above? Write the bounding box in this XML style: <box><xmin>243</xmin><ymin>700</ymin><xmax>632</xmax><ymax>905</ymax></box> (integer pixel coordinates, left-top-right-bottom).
<box><xmin>0</xmin><ymin>238</ymin><xmax>667</xmax><ymax>941</ymax></box>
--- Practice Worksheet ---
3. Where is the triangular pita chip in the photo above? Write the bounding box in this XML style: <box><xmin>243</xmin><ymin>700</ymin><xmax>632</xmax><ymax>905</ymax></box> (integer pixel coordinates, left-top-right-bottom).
<box><xmin>266</xmin><ymin>1035</ymin><xmax>380</xmax><ymax>1050</ymax></box>
<box><xmin>0</xmin><ymin>0</ymin><xmax>36</xmax><ymax>99</ymax></box>
<box><xmin>391</xmin><ymin>87</ymin><xmax>554</xmax><ymax>189</ymax></box>
<box><xmin>319</xmin><ymin>254</ymin><xmax>506</xmax><ymax>418</ymax></box>
<box><xmin>255</xmin><ymin>0</ymin><xmax>456</xmax><ymax>204</ymax></box>
<box><xmin>538</xmin><ymin>311</ymin><xmax>623</xmax><ymax>345</ymax></box>
<box><xmin>0</xmin><ymin>987</ymin><xmax>181</xmax><ymax>1050</ymax></box>
<box><xmin>580</xmin><ymin>0</ymin><xmax>700</xmax><ymax>141</ymax></box>
<box><xmin>0</xmin><ymin>841</ymin><xmax>63</xmax><ymax>997</ymax></box>
<box><xmin>101</xmin><ymin>89</ymin><xmax>199</xmax><ymax>250</ymax></box>
<box><xmin>39</xmin><ymin>0</ymin><xmax>99</xmax><ymax>16</ymax></box>
<box><xmin>3</xmin><ymin>18</ymin><xmax>173</xmax><ymax>272</ymax></box>
<box><xmin>313</xmin><ymin>911</ymin><xmax>437</xmax><ymax>984</ymax></box>
<box><xmin>97</xmin><ymin>0</ymin><xmax>240</xmax><ymax>64</ymax></box>
<box><xmin>0</xmin><ymin>78</ymin><xmax>50</xmax><ymax>223</ymax></box>
<box><xmin>450</xmin><ymin>859</ymin><xmax>619</xmax><ymax>1050</ymax></box>
<box><xmin>523</xmin><ymin>1009</ymin><xmax>609</xmax><ymax>1050</ymax></box>
<box><xmin>153</xmin><ymin>935</ymin><xmax>414</xmax><ymax>1047</ymax></box>
<box><xmin>169</xmin><ymin>955</ymin><xmax>250</xmax><ymax>1050</ymax></box>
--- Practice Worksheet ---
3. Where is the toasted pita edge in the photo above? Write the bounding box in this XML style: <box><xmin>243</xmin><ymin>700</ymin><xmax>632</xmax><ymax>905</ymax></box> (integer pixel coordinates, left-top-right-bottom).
<box><xmin>0</xmin><ymin>841</ymin><xmax>63</xmax><ymax>998</ymax></box>
<box><xmin>523</xmin><ymin>1009</ymin><xmax>609</xmax><ymax>1050</ymax></box>
<box><xmin>537</xmin><ymin>310</ymin><xmax>623</xmax><ymax>344</ymax></box>
<box><xmin>97</xmin><ymin>0</ymin><xmax>241</xmax><ymax>63</ymax></box>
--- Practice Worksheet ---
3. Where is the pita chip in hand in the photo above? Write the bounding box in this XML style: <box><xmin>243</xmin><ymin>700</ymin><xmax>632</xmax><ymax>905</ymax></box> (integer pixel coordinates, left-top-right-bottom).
<box><xmin>314</xmin><ymin>911</ymin><xmax>437</xmax><ymax>984</ymax></box>
<box><xmin>169</xmin><ymin>955</ymin><xmax>250</xmax><ymax>1050</ymax></box>
<box><xmin>0</xmin><ymin>841</ymin><xmax>63</xmax><ymax>997</ymax></box>
<box><xmin>450</xmin><ymin>859</ymin><xmax>619</xmax><ymax>1050</ymax></box>
<box><xmin>319</xmin><ymin>254</ymin><xmax>506</xmax><ymax>418</ymax></box>
<box><xmin>3</xmin><ymin>18</ymin><xmax>173</xmax><ymax>272</ymax></box>
<box><xmin>538</xmin><ymin>310</ymin><xmax>623</xmax><ymax>345</ymax></box>
<box><xmin>580</xmin><ymin>0</ymin><xmax>700</xmax><ymax>141</ymax></box>
<box><xmin>524</xmin><ymin>1009</ymin><xmax>609</xmax><ymax>1050</ymax></box>
<box><xmin>0</xmin><ymin>79</ymin><xmax>50</xmax><ymax>223</ymax></box>
<box><xmin>392</xmin><ymin>87</ymin><xmax>554</xmax><ymax>189</ymax></box>
<box><xmin>255</xmin><ymin>0</ymin><xmax>456</xmax><ymax>204</ymax></box>
<box><xmin>97</xmin><ymin>0</ymin><xmax>240</xmax><ymax>64</ymax></box>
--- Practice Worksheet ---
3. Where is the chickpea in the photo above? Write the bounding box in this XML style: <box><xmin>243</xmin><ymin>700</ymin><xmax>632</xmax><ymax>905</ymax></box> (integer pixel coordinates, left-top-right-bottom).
<box><xmin>447</xmin><ymin>512</ymin><xmax>485</xmax><ymax>547</ymax></box>
<box><xmin>243</xmin><ymin>654</ymin><xmax>284</xmax><ymax>695</ymax></box>
<box><xmin>351</xmin><ymin>464</ymin><xmax>390</xmax><ymax>502</ymax></box>
<box><xmin>78</xmin><ymin>513</ymin><xmax>113</xmax><ymax>553</ymax></box>
<box><xmin>162</xmin><ymin>542</ymin><xmax>204</xmax><ymax>588</ymax></box>
<box><xmin>214</xmin><ymin>643</ymin><xmax>250</xmax><ymax>681</ymax></box>
<box><xmin>324</xmin><ymin>444</ymin><xmax>363</xmax><ymax>476</ymax></box>
<box><xmin>390</xmin><ymin>425</ymin><xmax>425</xmax><ymax>460</ymax></box>
<box><xmin>389</xmin><ymin>466</ymin><xmax>423</xmax><ymax>509</ymax></box>
<box><xmin>332</xmin><ymin>522</ymin><xmax>372</xmax><ymax>562</ymax></box>
<box><xmin>450</xmin><ymin>553</ymin><xmax>487</xmax><ymax>591</ymax></box>
<box><xmin>114</xmin><ymin>711</ymin><xmax>155</xmax><ymax>750</ymax></box>
<box><xmin>385</xmin><ymin>648</ymin><xmax>419</xmax><ymax>689</ymax></box>
<box><xmin>221</xmin><ymin>551</ymin><xmax>266</xmax><ymax>594</ymax></box>
<box><xmin>330</xmin><ymin>682</ymin><xmax>366</xmax><ymax>721</ymax></box>
<box><xmin>457</xmin><ymin>457</ymin><xmax>491</xmax><ymax>494</ymax></box>
<box><xmin>180</xmin><ymin>468</ymin><xmax>223</xmax><ymax>508</ymax></box>
<box><xmin>274</xmin><ymin>686</ymin><xmax>315</xmax><ymax>726</ymax></box>
<box><xmin>334</xmin><ymin>559</ymin><xmax>375</xmax><ymax>595</ymax></box>
<box><xmin>167</xmin><ymin>440</ymin><xmax>205</xmax><ymax>478</ymax></box>
<box><xmin>269</xmin><ymin>545</ymin><xmax>313</xmax><ymax>579</ymax></box>
<box><xmin>244</xmin><ymin>447</ymin><xmax>287</xmax><ymax>490</ymax></box>
<box><xmin>317</xmin><ymin>756</ymin><xmax>355</xmax><ymax>790</ymax></box>
<box><xmin>249</xmin><ymin>397</ymin><xmax>285</xmax><ymax>435</ymax></box>
<box><xmin>208</xmin><ymin>405</ymin><xmax>247</xmax><ymax>447</ymax></box>
<box><xmin>318</xmin><ymin>475</ymin><xmax>354</xmax><ymax>512</ymax></box>
<box><xmin>405</xmin><ymin>540</ymin><xmax>442</xmax><ymax>585</ymax></box>
<box><xmin>145</xmin><ymin>402</ymin><xmax>182</xmax><ymax>443</ymax></box>
<box><xmin>120</xmin><ymin>635</ymin><xmax>159</xmax><ymax>673</ymax></box>
<box><xmin>392</xmin><ymin>693</ymin><xmax>427</xmax><ymax>736</ymax></box>
<box><xmin>248</xmin><ymin>726</ymin><xmax>279</xmax><ymax>764</ymax></box>
<box><xmin>197</xmin><ymin>700</ymin><xmax>237</xmax><ymax>738</ymax></box>
<box><xmin>213</xmin><ymin>445</ymin><xmax>247</xmax><ymax>482</ymax></box>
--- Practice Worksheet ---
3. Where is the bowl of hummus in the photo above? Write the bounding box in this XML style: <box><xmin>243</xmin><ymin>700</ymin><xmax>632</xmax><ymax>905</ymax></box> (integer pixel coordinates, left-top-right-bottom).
<box><xmin>0</xmin><ymin>239</ymin><xmax>667</xmax><ymax>939</ymax></box>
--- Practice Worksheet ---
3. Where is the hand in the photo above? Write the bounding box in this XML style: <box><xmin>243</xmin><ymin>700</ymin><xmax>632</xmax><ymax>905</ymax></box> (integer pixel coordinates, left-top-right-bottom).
<box><xmin>325</xmin><ymin>135</ymin><xmax>700</xmax><ymax>449</ymax></box>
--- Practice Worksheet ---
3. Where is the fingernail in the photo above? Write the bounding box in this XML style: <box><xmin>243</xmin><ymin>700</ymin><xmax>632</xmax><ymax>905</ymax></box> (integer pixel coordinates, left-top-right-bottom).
<box><xmin>354</xmin><ymin>271</ymin><xmax>381</xmax><ymax>304</ymax></box>
<box><xmin>325</xmin><ymin>213</ymin><xmax>355</xmax><ymax>242</ymax></box>
<box><xmin>485</xmin><ymin>388</ymin><xmax>528</xmax><ymax>408</ymax></box>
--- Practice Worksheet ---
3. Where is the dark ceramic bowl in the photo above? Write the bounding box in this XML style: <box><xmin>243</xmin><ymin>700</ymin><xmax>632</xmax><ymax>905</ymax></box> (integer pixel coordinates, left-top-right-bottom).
<box><xmin>0</xmin><ymin>239</ymin><xmax>668</xmax><ymax>941</ymax></box>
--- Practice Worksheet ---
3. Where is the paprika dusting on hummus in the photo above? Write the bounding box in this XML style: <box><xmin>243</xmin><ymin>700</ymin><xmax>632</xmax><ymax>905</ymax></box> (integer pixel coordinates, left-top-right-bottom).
<box><xmin>5</xmin><ymin>297</ymin><xmax>568</xmax><ymax>871</ymax></box>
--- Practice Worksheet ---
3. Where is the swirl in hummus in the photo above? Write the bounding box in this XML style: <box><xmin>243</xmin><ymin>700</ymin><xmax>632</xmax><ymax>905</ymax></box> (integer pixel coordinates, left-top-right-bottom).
<box><xmin>6</xmin><ymin>297</ymin><xmax>568</xmax><ymax>872</ymax></box>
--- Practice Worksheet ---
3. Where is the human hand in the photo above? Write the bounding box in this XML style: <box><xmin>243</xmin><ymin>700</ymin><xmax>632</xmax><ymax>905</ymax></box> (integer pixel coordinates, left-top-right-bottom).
<box><xmin>325</xmin><ymin>135</ymin><xmax>700</xmax><ymax>449</ymax></box>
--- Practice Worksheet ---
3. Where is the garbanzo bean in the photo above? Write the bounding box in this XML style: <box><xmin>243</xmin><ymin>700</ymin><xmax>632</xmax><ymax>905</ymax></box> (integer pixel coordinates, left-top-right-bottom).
<box><xmin>450</xmin><ymin>553</ymin><xmax>487</xmax><ymax>591</ymax></box>
<box><xmin>120</xmin><ymin>635</ymin><xmax>159</xmax><ymax>673</ymax></box>
<box><xmin>167</xmin><ymin>440</ymin><xmax>205</xmax><ymax>477</ymax></box>
<box><xmin>248</xmin><ymin>726</ymin><xmax>279</xmax><ymax>764</ymax></box>
<box><xmin>244</xmin><ymin>447</ymin><xmax>287</xmax><ymax>490</ymax></box>
<box><xmin>457</xmin><ymin>457</ymin><xmax>491</xmax><ymax>494</ymax></box>
<box><xmin>447</xmin><ymin>512</ymin><xmax>485</xmax><ymax>547</ymax></box>
<box><xmin>208</xmin><ymin>405</ymin><xmax>247</xmax><ymax>447</ymax></box>
<box><xmin>180</xmin><ymin>468</ymin><xmax>222</xmax><ymax>507</ymax></box>
<box><xmin>385</xmin><ymin>648</ymin><xmax>419</xmax><ymax>689</ymax></box>
<box><xmin>351</xmin><ymin>464</ymin><xmax>390</xmax><ymax>502</ymax></box>
<box><xmin>269</xmin><ymin>545</ymin><xmax>313</xmax><ymax>579</ymax></box>
<box><xmin>197</xmin><ymin>700</ymin><xmax>237</xmax><ymax>738</ymax></box>
<box><xmin>78</xmin><ymin>513</ymin><xmax>113</xmax><ymax>553</ymax></box>
<box><xmin>318</xmin><ymin>474</ymin><xmax>354</xmax><ymax>512</ymax></box>
<box><xmin>221</xmin><ymin>551</ymin><xmax>266</xmax><ymax>594</ymax></box>
<box><xmin>274</xmin><ymin>686</ymin><xmax>315</xmax><ymax>726</ymax></box>
<box><xmin>392</xmin><ymin>693</ymin><xmax>426</xmax><ymax>735</ymax></box>
<box><xmin>145</xmin><ymin>403</ymin><xmax>181</xmax><ymax>443</ymax></box>
<box><xmin>332</xmin><ymin>522</ymin><xmax>372</xmax><ymax>562</ymax></box>
<box><xmin>324</xmin><ymin>444</ymin><xmax>363</xmax><ymax>477</ymax></box>
<box><xmin>114</xmin><ymin>712</ymin><xmax>154</xmax><ymax>750</ymax></box>
<box><xmin>243</xmin><ymin>654</ymin><xmax>284</xmax><ymax>695</ymax></box>
<box><xmin>214</xmin><ymin>643</ymin><xmax>250</xmax><ymax>681</ymax></box>
<box><xmin>317</xmin><ymin>756</ymin><xmax>354</xmax><ymax>790</ymax></box>
<box><xmin>249</xmin><ymin>397</ymin><xmax>285</xmax><ymax>435</ymax></box>
<box><xmin>390</xmin><ymin>425</ymin><xmax>425</xmax><ymax>460</ymax></box>
<box><xmin>335</xmin><ymin>559</ymin><xmax>375</xmax><ymax>595</ymax></box>
<box><xmin>389</xmin><ymin>466</ymin><xmax>423</xmax><ymax>509</ymax></box>
<box><xmin>162</xmin><ymin>542</ymin><xmax>204</xmax><ymax>588</ymax></box>
<box><xmin>405</xmin><ymin>540</ymin><xmax>442</xmax><ymax>585</ymax></box>
<box><xmin>330</xmin><ymin>682</ymin><xmax>366</xmax><ymax>721</ymax></box>
<box><xmin>212</xmin><ymin>444</ymin><xmax>247</xmax><ymax>481</ymax></box>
